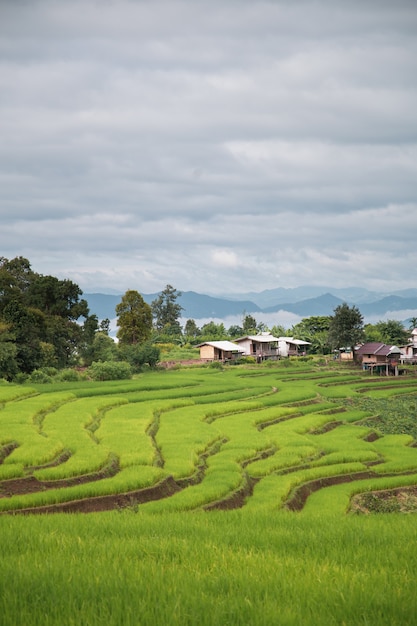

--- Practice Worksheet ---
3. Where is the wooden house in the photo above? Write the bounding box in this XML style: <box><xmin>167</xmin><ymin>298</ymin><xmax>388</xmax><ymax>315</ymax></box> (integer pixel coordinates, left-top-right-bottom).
<box><xmin>354</xmin><ymin>342</ymin><xmax>403</xmax><ymax>375</ymax></box>
<box><xmin>196</xmin><ymin>340</ymin><xmax>245</xmax><ymax>362</ymax></box>
<box><xmin>276</xmin><ymin>337</ymin><xmax>311</xmax><ymax>357</ymax></box>
<box><xmin>400</xmin><ymin>329</ymin><xmax>417</xmax><ymax>364</ymax></box>
<box><xmin>233</xmin><ymin>333</ymin><xmax>280</xmax><ymax>361</ymax></box>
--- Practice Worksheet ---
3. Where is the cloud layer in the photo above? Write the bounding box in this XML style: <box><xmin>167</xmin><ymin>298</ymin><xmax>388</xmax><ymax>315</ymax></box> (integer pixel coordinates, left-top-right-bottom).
<box><xmin>1</xmin><ymin>0</ymin><xmax>416</xmax><ymax>295</ymax></box>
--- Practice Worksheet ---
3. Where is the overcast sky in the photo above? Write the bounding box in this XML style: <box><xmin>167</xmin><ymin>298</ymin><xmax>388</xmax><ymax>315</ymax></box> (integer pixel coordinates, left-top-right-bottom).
<box><xmin>1</xmin><ymin>0</ymin><xmax>416</xmax><ymax>297</ymax></box>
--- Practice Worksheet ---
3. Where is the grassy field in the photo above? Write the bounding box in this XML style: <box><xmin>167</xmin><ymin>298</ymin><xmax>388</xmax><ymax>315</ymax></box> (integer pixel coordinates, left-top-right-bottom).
<box><xmin>1</xmin><ymin>362</ymin><xmax>417</xmax><ymax>625</ymax></box>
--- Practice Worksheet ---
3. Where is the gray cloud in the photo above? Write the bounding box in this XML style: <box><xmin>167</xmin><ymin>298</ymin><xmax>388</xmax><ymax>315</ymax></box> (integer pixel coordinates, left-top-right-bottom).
<box><xmin>1</xmin><ymin>0</ymin><xmax>416</xmax><ymax>296</ymax></box>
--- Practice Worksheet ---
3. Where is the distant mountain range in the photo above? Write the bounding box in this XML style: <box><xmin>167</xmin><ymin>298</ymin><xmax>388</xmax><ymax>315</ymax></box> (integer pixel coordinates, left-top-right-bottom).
<box><xmin>84</xmin><ymin>287</ymin><xmax>417</xmax><ymax>323</ymax></box>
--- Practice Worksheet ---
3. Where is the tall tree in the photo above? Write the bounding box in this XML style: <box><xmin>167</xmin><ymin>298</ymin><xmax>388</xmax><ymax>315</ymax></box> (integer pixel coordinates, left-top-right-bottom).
<box><xmin>408</xmin><ymin>317</ymin><xmax>417</xmax><ymax>331</ymax></box>
<box><xmin>228</xmin><ymin>324</ymin><xmax>243</xmax><ymax>338</ymax></box>
<box><xmin>151</xmin><ymin>284</ymin><xmax>183</xmax><ymax>334</ymax></box>
<box><xmin>242</xmin><ymin>314</ymin><xmax>257</xmax><ymax>334</ymax></box>
<box><xmin>28</xmin><ymin>275</ymin><xmax>88</xmax><ymax>320</ymax></box>
<box><xmin>200</xmin><ymin>321</ymin><xmax>226</xmax><ymax>340</ymax></box>
<box><xmin>184</xmin><ymin>319</ymin><xmax>200</xmax><ymax>339</ymax></box>
<box><xmin>364</xmin><ymin>320</ymin><xmax>408</xmax><ymax>346</ymax></box>
<box><xmin>0</xmin><ymin>256</ymin><xmax>33</xmax><ymax>312</ymax></box>
<box><xmin>0</xmin><ymin>321</ymin><xmax>18</xmax><ymax>380</ymax></box>
<box><xmin>270</xmin><ymin>324</ymin><xmax>287</xmax><ymax>337</ymax></box>
<box><xmin>2</xmin><ymin>299</ymin><xmax>46</xmax><ymax>372</ymax></box>
<box><xmin>291</xmin><ymin>316</ymin><xmax>332</xmax><ymax>354</ymax></box>
<box><xmin>116</xmin><ymin>290</ymin><xmax>152</xmax><ymax>345</ymax></box>
<box><xmin>328</xmin><ymin>303</ymin><xmax>364</xmax><ymax>350</ymax></box>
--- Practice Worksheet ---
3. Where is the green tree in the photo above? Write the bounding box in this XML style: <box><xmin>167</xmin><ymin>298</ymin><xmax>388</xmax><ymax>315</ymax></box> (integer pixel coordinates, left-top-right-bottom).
<box><xmin>88</xmin><ymin>332</ymin><xmax>118</xmax><ymax>364</ymax></box>
<box><xmin>0</xmin><ymin>256</ymin><xmax>33</xmax><ymax>312</ymax></box>
<box><xmin>408</xmin><ymin>317</ymin><xmax>417</xmax><ymax>331</ymax></box>
<box><xmin>242</xmin><ymin>314</ymin><xmax>257</xmax><ymax>334</ymax></box>
<box><xmin>151</xmin><ymin>285</ymin><xmax>183</xmax><ymax>335</ymax></box>
<box><xmin>228</xmin><ymin>324</ymin><xmax>243</xmax><ymax>338</ymax></box>
<box><xmin>116</xmin><ymin>290</ymin><xmax>152</xmax><ymax>345</ymax></box>
<box><xmin>184</xmin><ymin>319</ymin><xmax>200</xmax><ymax>338</ymax></box>
<box><xmin>0</xmin><ymin>257</ymin><xmax>92</xmax><ymax>373</ymax></box>
<box><xmin>365</xmin><ymin>320</ymin><xmax>408</xmax><ymax>346</ymax></box>
<box><xmin>292</xmin><ymin>316</ymin><xmax>331</xmax><ymax>337</ymax></box>
<box><xmin>119</xmin><ymin>342</ymin><xmax>161</xmax><ymax>370</ymax></box>
<box><xmin>0</xmin><ymin>321</ymin><xmax>18</xmax><ymax>380</ymax></box>
<box><xmin>200</xmin><ymin>321</ymin><xmax>226</xmax><ymax>340</ymax></box>
<box><xmin>27</xmin><ymin>275</ymin><xmax>88</xmax><ymax>320</ymax></box>
<box><xmin>328</xmin><ymin>303</ymin><xmax>364</xmax><ymax>350</ymax></box>
<box><xmin>363</xmin><ymin>323</ymin><xmax>383</xmax><ymax>343</ymax></box>
<box><xmin>99</xmin><ymin>318</ymin><xmax>111</xmax><ymax>335</ymax></box>
<box><xmin>270</xmin><ymin>324</ymin><xmax>287</xmax><ymax>337</ymax></box>
<box><xmin>291</xmin><ymin>316</ymin><xmax>331</xmax><ymax>354</ymax></box>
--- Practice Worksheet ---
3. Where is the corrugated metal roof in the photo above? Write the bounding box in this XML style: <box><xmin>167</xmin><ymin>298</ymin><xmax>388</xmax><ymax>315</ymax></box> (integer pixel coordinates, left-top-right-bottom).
<box><xmin>356</xmin><ymin>342</ymin><xmax>402</xmax><ymax>356</ymax></box>
<box><xmin>197</xmin><ymin>341</ymin><xmax>245</xmax><ymax>352</ymax></box>
<box><xmin>235</xmin><ymin>334</ymin><xmax>279</xmax><ymax>343</ymax></box>
<box><xmin>278</xmin><ymin>337</ymin><xmax>311</xmax><ymax>345</ymax></box>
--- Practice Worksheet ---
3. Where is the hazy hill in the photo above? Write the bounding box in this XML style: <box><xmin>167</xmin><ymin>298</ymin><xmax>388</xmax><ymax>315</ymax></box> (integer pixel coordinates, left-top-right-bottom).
<box><xmin>84</xmin><ymin>288</ymin><xmax>417</xmax><ymax>322</ymax></box>
<box><xmin>262</xmin><ymin>293</ymin><xmax>344</xmax><ymax>316</ymax></box>
<box><xmin>84</xmin><ymin>291</ymin><xmax>261</xmax><ymax>321</ymax></box>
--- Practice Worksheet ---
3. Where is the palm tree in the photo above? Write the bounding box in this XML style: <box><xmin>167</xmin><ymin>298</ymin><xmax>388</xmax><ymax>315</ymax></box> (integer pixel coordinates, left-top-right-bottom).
<box><xmin>408</xmin><ymin>317</ymin><xmax>417</xmax><ymax>331</ymax></box>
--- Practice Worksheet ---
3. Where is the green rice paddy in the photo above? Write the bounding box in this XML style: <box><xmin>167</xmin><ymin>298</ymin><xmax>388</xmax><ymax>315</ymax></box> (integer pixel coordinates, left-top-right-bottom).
<box><xmin>1</xmin><ymin>363</ymin><xmax>417</xmax><ymax>625</ymax></box>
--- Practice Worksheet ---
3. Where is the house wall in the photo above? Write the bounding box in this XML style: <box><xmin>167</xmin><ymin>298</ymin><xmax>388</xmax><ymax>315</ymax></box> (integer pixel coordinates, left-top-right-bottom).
<box><xmin>199</xmin><ymin>345</ymin><xmax>215</xmax><ymax>360</ymax></box>
<box><xmin>361</xmin><ymin>355</ymin><xmax>388</xmax><ymax>364</ymax></box>
<box><xmin>236</xmin><ymin>338</ymin><xmax>253</xmax><ymax>356</ymax></box>
<box><xmin>278</xmin><ymin>340</ymin><xmax>289</xmax><ymax>357</ymax></box>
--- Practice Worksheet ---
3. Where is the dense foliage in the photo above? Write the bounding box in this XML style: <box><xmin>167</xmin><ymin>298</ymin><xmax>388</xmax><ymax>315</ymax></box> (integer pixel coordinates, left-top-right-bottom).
<box><xmin>328</xmin><ymin>302</ymin><xmax>364</xmax><ymax>349</ymax></box>
<box><xmin>0</xmin><ymin>256</ymin><xmax>94</xmax><ymax>378</ymax></box>
<box><xmin>116</xmin><ymin>290</ymin><xmax>152</xmax><ymax>345</ymax></box>
<box><xmin>151</xmin><ymin>284</ymin><xmax>183</xmax><ymax>335</ymax></box>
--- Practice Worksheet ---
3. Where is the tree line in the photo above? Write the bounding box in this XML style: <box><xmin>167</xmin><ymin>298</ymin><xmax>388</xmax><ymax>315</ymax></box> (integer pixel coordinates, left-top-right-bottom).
<box><xmin>1</xmin><ymin>256</ymin><xmax>415</xmax><ymax>381</ymax></box>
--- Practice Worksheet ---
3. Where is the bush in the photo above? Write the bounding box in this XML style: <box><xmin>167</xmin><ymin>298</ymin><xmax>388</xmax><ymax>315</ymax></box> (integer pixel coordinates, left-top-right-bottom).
<box><xmin>209</xmin><ymin>360</ymin><xmax>224</xmax><ymax>370</ymax></box>
<box><xmin>14</xmin><ymin>372</ymin><xmax>29</xmax><ymax>384</ymax></box>
<box><xmin>88</xmin><ymin>361</ymin><xmax>132</xmax><ymax>381</ymax></box>
<box><xmin>233</xmin><ymin>356</ymin><xmax>256</xmax><ymax>365</ymax></box>
<box><xmin>58</xmin><ymin>368</ymin><xmax>82</xmax><ymax>382</ymax></box>
<box><xmin>119</xmin><ymin>343</ymin><xmax>161</xmax><ymax>371</ymax></box>
<box><xmin>28</xmin><ymin>368</ymin><xmax>54</xmax><ymax>384</ymax></box>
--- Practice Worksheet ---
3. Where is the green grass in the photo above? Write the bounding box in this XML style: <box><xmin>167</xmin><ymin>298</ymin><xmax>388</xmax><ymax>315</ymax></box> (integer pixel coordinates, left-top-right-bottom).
<box><xmin>1</xmin><ymin>510</ymin><xmax>417</xmax><ymax>625</ymax></box>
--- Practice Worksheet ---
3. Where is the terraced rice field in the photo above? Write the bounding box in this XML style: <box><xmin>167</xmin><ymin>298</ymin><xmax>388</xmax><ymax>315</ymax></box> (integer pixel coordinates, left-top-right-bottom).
<box><xmin>1</xmin><ymin>365</ymin><xmax>417</xmax><ymax>515</ymax></box>
<box><xmin>1</xmin><ymin>363</ymin><xmax>417</xmax><ymax>625</ymax></box>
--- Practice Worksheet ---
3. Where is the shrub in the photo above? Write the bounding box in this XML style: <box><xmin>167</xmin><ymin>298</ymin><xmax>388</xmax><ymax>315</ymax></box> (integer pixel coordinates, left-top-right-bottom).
<box><xmin>88</xmin><ymin>361</ymin><xmax>132</xmax><ymax>381</ymax></box>
<box><xmin>58</xmin><ymin>368</ymin><xmax>82</xmax><ymax>382</ymax></box>
<box><xmin>209</xmin><ymin>360</ymin><xmax>224</xmax><ymax>370</ymax></box>
<box><xmin>14</xmin><ymin>372</ymin><xmax>29</xmax><ymax>384</ymax></box>
<box><xmin>119</xmin><ymin>342</ymin><xmax>161</xmax><ymax>371</ymax></box>
<box><xmin>28</xmin><ymin>368</ymin><xmax>54</xmax><ymax>383</ymax></box>
<box><xmin>234</xmin><ymin>356</ymin><xmax>256</xmax><ymax>365</ymax></box>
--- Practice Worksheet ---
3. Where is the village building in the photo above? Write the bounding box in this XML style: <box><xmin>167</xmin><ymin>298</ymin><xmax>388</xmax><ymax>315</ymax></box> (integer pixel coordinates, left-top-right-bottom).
<box><xmin>354</xmin><ymin>342</ymin><xmax>403</xmax><ymax>375</ymax></box>
<box><xmin>233</xmin><ymin>333</ymin><xmax>310</xmax><ymax>361</ymax></box>
<box><xmin>400</xmin><ymin>329</ymin><xmax>417</xmax><ymax>364</ymax></box>
<box><xmin>336</xmin><ymin>347</ymin><xmax>355</xmax><ymax>361</ymax></box>
<box><xmin>276</xmin><ymin>337</ymin><xmax>311</xmax><ymax>358</ymax></box>
<box><xmin>196</xmin><ymin>340</ymin><xmax>245</xmax><ymax>363</ymax></box>
<box><xmin>233</xmin><ymin>332</ymin><xmax>280</xmax><ymax>361</ymax></box>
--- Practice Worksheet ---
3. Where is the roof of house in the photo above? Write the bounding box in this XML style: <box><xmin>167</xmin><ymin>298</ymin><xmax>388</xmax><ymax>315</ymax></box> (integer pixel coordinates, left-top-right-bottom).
<box><xmin>355</xmin><ymin>342</ymin><xmax>402</xmax><ymax>356</ymax></box>
<box><xmin>196</xmin><ymin>340</ymin><xmax>245</xmax><ymax>352</ymax></box>
<box><xmin>277</xmin><ymin>337</ymin><xmax>311</xmax><ymax>346</ymax></box>
<box><xmin>235</xmin><ymin>333</ymin><xmax>279</xmax><ymax>344</ymax></box>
